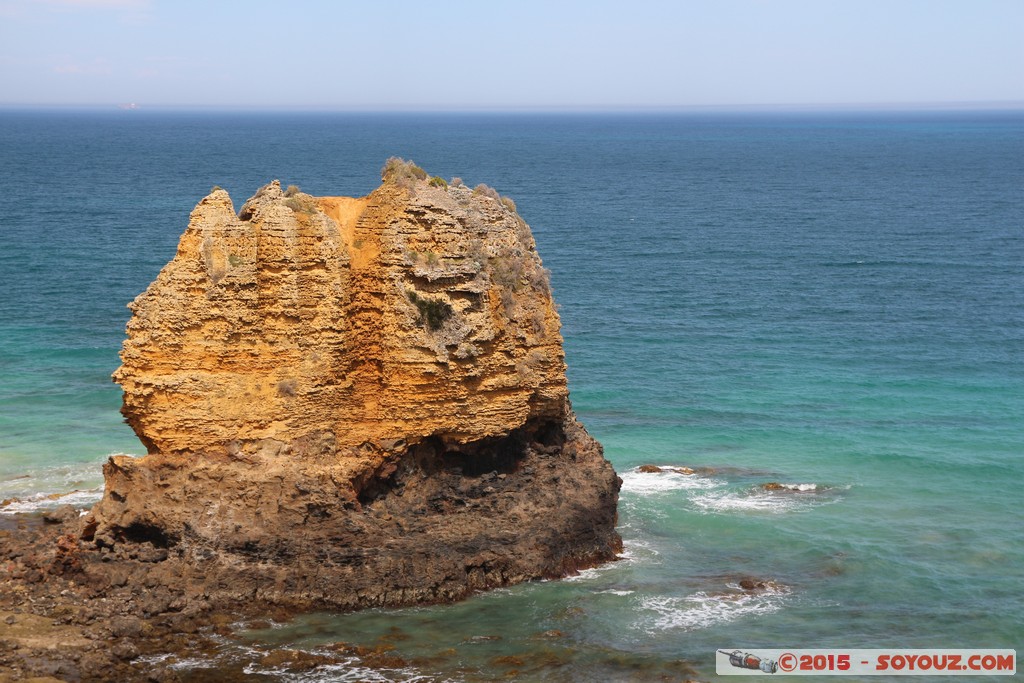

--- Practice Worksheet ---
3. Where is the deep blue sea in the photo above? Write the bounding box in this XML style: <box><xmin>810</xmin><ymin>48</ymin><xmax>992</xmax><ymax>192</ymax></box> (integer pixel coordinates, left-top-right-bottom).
<box><xmin>1</xmin><ymin>109</ymin><xmax>1022</xmax><ymax>681</ymax></box>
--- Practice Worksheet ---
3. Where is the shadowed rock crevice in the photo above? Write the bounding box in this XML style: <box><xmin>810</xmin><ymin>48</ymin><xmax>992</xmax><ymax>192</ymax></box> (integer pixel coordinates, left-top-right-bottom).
<box><xmin>117</xmin><ymin>522</ymin><xmax>174</xmax><ymax>549</ymax></box>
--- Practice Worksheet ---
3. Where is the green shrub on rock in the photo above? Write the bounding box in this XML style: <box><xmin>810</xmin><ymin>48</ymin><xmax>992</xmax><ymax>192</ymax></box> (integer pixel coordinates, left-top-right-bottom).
<box><xmin>382</xmin><ymin>157</ymin><xmax>428</xmax><ymax>183</ymax></box>
<box><xmin>407</xmin><ymin>290</ymin><xmax>453</xmax><ymax>331</ymax></box>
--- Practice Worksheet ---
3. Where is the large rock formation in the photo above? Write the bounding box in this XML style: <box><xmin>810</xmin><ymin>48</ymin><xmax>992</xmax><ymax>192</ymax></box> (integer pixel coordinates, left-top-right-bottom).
<box><xmin>83</xmin><ymin>160</ymin><xmax>621</xmax><ymax>610</ymax></box>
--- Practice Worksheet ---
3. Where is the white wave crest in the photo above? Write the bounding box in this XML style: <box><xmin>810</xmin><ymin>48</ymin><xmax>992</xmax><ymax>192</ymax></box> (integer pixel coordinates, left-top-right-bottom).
<box><xmin>639</xmin><ymin>585</ymin><xmax>790</xmax><ymax>632</ymax></box>
<box><xmin>619</xmin><ymin>537</ymin><xmax>661</xmax><ymax>561</ymax></box>
<box><xmin>0</xmin><ymin>487</ymin><xmax>102</xmax><ymax>514</ymax></box>
<box><xmin>783</xmin><ymin>483</ymin><xmax>818</xmax><ymax>492</ymax></box>
<box><xmin>619</xmin><ymin>468</ymin><xmax>721</xmax><ymax>495</ymax></box>
<box><xmin>249</xmin><ymin>659</ymin><xmax>439</xmax><ymax>682</ymax></box>
<box><xmin>690</xmin><ymin>484</ymin><xmax>841</xmax><ymax>514</ymax></box>
<box><xmin>0</xmin><ymin>455</ymin><xmax>121</xmax><ymax>511</ymax></box>
<box><xmin>563</xmin><ymin>562</ymin><xmax>619</xmax><ymax>582</ymax></box>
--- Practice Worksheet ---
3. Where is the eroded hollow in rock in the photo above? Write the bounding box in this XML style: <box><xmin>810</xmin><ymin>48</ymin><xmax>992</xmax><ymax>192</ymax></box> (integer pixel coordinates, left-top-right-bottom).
<box><xmin>117</xmin><ymin>522</ymin><xmax>173</xmax><ymax>549</ymax></box>
<box><xmin>357</xmin><ymin>418</ymin><xmax>563</xmax><ymax>505</ymax></box>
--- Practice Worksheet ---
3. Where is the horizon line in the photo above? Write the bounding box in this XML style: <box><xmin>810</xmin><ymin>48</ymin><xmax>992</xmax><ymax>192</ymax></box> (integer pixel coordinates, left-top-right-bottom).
<box><xmin>1</xmin><ymin>100</ymin><xmax>1023</xmax><ymax>114</ymax></box>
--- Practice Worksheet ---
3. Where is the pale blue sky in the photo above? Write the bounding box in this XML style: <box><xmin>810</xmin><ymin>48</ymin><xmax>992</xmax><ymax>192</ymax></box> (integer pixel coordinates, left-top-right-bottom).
<box><xmin>1</xmin><ymin>0</ymin><xmax>1021</xmax><ymax>109</ymax></box>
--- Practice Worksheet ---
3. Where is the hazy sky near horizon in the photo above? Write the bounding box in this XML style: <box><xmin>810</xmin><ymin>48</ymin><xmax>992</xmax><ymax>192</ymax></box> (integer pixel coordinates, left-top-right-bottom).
<box><xmin>0</xmin><ymin>0</ymin><xmax>1021</xmax><ymax>109</ymax></box>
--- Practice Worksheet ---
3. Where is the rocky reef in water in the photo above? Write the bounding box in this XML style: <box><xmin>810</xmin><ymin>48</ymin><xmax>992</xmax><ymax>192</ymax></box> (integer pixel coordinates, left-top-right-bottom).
<box><xmin>77</xmin><ymin>159</ymin><xmax>621</xmax><ymax>610</ymax></box>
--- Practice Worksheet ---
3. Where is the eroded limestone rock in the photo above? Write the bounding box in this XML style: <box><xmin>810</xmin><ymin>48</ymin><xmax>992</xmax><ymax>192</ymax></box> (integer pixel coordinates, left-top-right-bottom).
<box><xmin>84</xmin><ymin>162</ymin><xmax>621</xmax><ymax>610</ymax></box>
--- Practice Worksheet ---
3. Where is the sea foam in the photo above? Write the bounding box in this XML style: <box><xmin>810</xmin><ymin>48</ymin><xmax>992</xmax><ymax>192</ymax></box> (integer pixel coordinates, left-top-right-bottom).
<box><xmin>638</xmin><ymin>584</ymin><xmax>790</xmax><ymax>633</ymax></box>
<box><xmin>690</xmin><ymin>484</ymin><xmax>845</xmax><ymax>514</ymax></box>
<box><xmin>618</xmin><ymin>467</ymin><xmax>722</xmax><ymax>494</ymax></box>
<box><xmin>0</xmin><ymin>487</ymin><xmax>102</xmax><ymax>514</ymax></box>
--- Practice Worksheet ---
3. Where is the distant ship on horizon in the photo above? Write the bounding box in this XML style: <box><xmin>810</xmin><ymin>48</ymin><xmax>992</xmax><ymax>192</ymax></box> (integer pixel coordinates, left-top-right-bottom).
<box><xmin>118</xmin><ymin>103</ymin><xmax>139</xmax><ymax>111</ymax></box>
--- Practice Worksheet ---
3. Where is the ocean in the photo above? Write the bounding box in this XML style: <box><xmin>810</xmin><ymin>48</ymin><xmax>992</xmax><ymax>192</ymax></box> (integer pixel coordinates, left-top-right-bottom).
<box><xmin>1</xmin><ymin>109</ymin><xmax>1021</xmax><ymax>681</ymax></box>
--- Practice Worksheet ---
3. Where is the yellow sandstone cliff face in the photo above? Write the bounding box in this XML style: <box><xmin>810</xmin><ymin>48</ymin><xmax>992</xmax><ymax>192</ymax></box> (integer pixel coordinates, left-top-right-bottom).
<box><xmin>86</xmin><ymin>162</ymin><xmax>620</xmax><ymax>611</ymax></box>
<box><xmin>116</xmin><ymin>173</ymin><xmax>565</xmax><ymax>463</ymax></box>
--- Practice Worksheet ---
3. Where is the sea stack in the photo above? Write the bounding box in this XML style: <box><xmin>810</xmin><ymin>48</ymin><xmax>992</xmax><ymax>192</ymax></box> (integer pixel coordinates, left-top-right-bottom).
<box><xmin>84</xmin><ymin>159</ymin><xmax>621</xmax><ymax>610</ymax></box>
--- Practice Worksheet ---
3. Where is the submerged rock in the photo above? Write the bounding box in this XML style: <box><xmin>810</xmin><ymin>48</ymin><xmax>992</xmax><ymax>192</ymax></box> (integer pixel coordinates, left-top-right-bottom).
<box><xmin>759</xmin><ymin>482</ymin><xmax>820</xmax><ymax>493</ymax></box>
<box><xmin>83</xmin><ymin>161</ymin><xmax>621</xmax><ymax>611</ymax></box>
<box><xmin>738</xmin><ymin>577</ymin><xmax>783</xmax><ymax>592</ymax></box>
<box><xmin>42</xmin><ymin>504</ymin><xmax>77</xmax><ymax>524</ymax></box>
<box><xmin>637</xmin><ymin>464</ymin><xmax>695</xmax><ymax>475</ymax></box>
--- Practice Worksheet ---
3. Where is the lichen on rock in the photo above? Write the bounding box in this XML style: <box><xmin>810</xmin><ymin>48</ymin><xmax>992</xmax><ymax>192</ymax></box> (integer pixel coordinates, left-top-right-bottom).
<box><xmin>84</xmin><ymin>162</ymin><xmax>621</xmax><ymax>611</ymax></box>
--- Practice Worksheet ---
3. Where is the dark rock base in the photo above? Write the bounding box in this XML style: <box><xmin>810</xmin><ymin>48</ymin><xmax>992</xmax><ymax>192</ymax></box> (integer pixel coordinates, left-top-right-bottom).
<box><xmin>1</xmin><ymin>418</ymin><xmax>621</xmax><ymax>681</ymax></box>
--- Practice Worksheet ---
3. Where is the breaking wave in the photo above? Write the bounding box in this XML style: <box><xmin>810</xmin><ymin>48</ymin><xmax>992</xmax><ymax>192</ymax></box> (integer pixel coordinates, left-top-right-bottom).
<box><xmin>0</xmin><ymin>456</ymin><xmax>116</xmax><ymax>513</ymax></box>
<box><xmin>638</xmin><ymin>584</ymin><xmax>790</xmax><ymax>633</ymax></box>
<box><xmin>141</xmin><ymin>640</ymin><xmax>447</xmax><ymax>683</ymax></box>
<box><xmin>618</xmin><ymin>467</ymin><xmax>721</xmax><ymax>494</ymax></box>
<box><xmin>0</xmin><ymin>487</ymin><xmax>102</xmax><ymax>514</ymax></box>
<box><xmin>690</xmin><ymin>484</ymin><xmax>846</xmax><ymax>514</ymax></box>
<box><xmin>617</xmin><ymin>465</ymin><xmax>848</xmax><ymax>516</ymax></box>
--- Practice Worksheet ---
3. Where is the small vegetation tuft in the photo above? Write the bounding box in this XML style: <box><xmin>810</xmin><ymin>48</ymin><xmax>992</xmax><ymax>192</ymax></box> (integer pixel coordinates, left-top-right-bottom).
<box><xmin>500</xmin><ymin>196</ymin><xmax>517</xmax><ymax>213</ymax></box>
<box><xmin>530</xmin><ymin>310</ymin><xmax>547</xmax><ymax>336</ymax></box>
<box><xmin>283</xmin><ymin>191</ymin><xmax>318</xmax><ymax>214</ymax></box>
<box><xmin>428</xmin><ymin>176</ymin><xmax>448</xmax><ymax>189</ymax></box>
<box><xmin>491</xmin><ymin>256</ymin><xmax>525</xmax><ymax>291</ymax></box>
<box><xmin>467</xmin><ymin>239</ymin><xmax>487</xmax><ymax>266</ymax></box>
<box><xmin>284</xmin><ymin>184</ymin><xmax>301</xmax><ymax>197</ymax></box>
<box><xmin>382</xmin><ymin>157</ymin><xmax>428</xmax><ymax>184</ymax></box>
<box><xmin>277</xmin><ymin>378</ymin><xmax>298</xmax><ymax>397</ymax></box>
<box><xmin>527</xmin><ymin>264</ymin><xmax>552</xmax><ymax>294</ymax></box>
<box><xmin>407</xmin><ymin>290</ymin><xmax>453</xmax><ymax>331</ymax></box>
<box><xmin>450</xmin><ymin>177</ymin><xmax>464</xmax><ymax>187</ymax></box>
<box><xmin>473</xmin><ymin>183</ymin><xmax>501</xmax><ymax>201</ymax></box>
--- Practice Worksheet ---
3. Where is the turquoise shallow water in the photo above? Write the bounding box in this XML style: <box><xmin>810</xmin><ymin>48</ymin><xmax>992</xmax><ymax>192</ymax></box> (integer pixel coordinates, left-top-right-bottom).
<box><xmin>0</xmin><ymin>110</ymin><xmax>1021</xmax><ymax>680</ymax></box>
